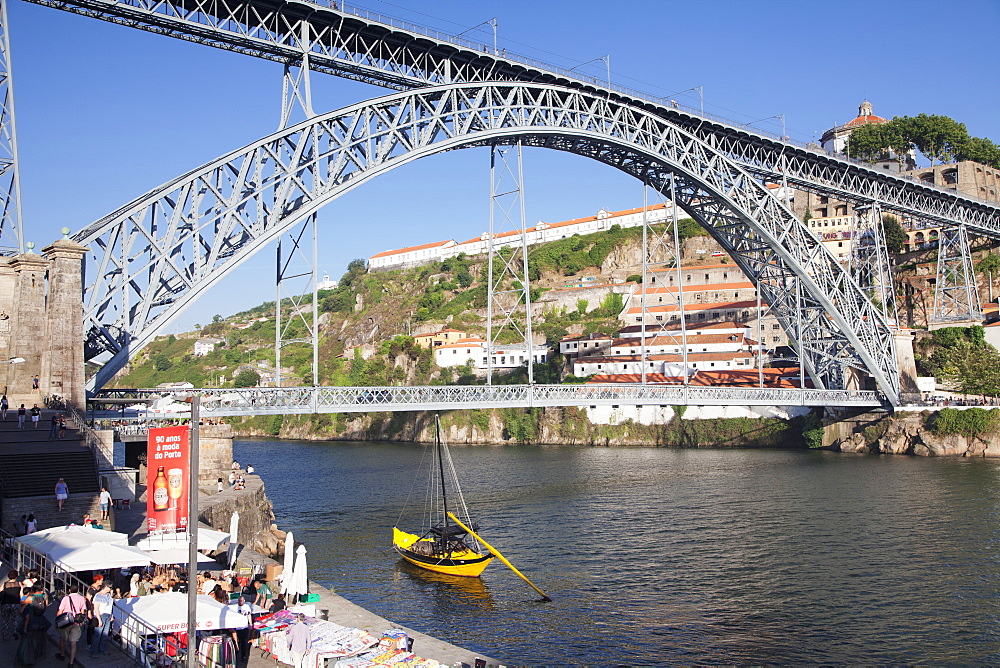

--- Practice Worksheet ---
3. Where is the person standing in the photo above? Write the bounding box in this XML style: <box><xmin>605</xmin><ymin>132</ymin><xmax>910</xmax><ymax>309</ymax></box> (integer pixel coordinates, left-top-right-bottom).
<box><xmin>56</xmin><ymin>584</ymin><xmax>88</xmax><ymax>666</ymax></box>
<box><xmin>29</xmin><ymin>404</ymin><xmax>40</xmax><ymax>430</ymax></box>
<box><xmin>48</xmin><ymin>413</ymin><xmax>61</xmax><ymax>439</ymax></box>
<box><xmin>233</xmin><ymin>595</ymin><xmax>254</xmax><ymax>661</ymax></box>
<box><xmin>55</xmin><ymin>478</ymin><xmax>69</xmax><ymax>511</ymax></box>
<box><xmin>98</xmin><ymin>487</ymin><xmax>112</xmax><ymax>522</ymax></box>
<box><xmin>0</xmin><ymin>569</ymin><xmax>20</xmax><ymax>642</ymax></box>
<box><xmin>0</xmin><ymin>393</ymin><xmax>8</xmax><ymax>420</ymax></box>
<box><xmin>58</xmin><ymin>414</ymin><xmax>67</xmax><ymax>439</ymax></box>
<box><xmin>16</xmin><ymin>404</ymin><xmax>25</xmax><ymax>430</ymax></box>
<box><xmin>285</xmin><ymin>613</ymin><xmax>311</xmax><ymax>668</ymax></box>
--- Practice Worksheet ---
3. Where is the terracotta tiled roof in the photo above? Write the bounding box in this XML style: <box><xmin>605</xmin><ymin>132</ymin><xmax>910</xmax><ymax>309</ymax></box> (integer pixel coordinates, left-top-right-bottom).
<box><xmin>640</xmin><ymin>281</ymin><xmax>754</xmax><ymax>295</ymax></box>
<box><xmin>610</xmin><ymin>333</ymin><xmax>746</xmax><ymax>348</ymax></box>
<box><xmin>370</xmin><ymin>239</ymin><xmax>454</xmax><ymax>259</ymax></box>
<box><xmin>617</xmin><ymin>321</ymin><xmax>746</xmax><ymax>335</ymax></box>
<box><xmin>625</xmin><ymin>300</ymin><xmax>760</xmax><ymax>315</ymax></box>
<box><xmin>844</xmin><ymin>114</ymin><xmax>889</xmax><ymax>128</ymax></box>
<box><xmin>576</xmin><ymin>351</ymin><xmax>754</xmax><ymax>363</ymax></box>
<box><xmin>587</xmin><ymin>369</ymin><xmax>806</xmax><ymax>387</ymax></box>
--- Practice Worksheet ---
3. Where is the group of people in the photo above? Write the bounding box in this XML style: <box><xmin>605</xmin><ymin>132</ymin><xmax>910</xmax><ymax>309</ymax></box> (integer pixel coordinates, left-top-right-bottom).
<box><xmin>6</xmin><ymin>403</ymin><xmax>42</xmax><ymax>430</ymax></box>
<box><xmin>0</xmin><ymin>569</ymin><xmax>115</xmax><ymax>666</ymax></box>
<box><xmin>196</xmin><ymin>571</ymin><xmax>287</xmax><ymax>662</ymax></box>
<box><xmin>48</xmin><ymin>413</ymin><xmax>69</xmax><ymax>439</ymax></box>
<box><xmin>216</xmin><ymin>462</ymin><xmax>255</xmax><ymax>493</ymax></box>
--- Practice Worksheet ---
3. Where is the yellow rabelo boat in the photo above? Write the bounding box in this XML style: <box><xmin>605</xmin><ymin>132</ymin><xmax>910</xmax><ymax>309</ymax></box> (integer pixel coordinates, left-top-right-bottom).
<box><xmin>393</xmin><ymin>416</ymin><xmax>494</xmax><ymax>578</ymax></box>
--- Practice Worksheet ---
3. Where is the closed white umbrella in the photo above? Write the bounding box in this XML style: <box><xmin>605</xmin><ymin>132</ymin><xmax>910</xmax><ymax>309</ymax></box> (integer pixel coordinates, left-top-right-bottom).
<box><xmin>280</xmin><ymin>531</ymin><xmax>294</xmax><ymax>594</ymax></box>
<box><xmin>227</xmin><ymin>511</ymin><xmax>240</xmax><ymax>568</ymax></box>
<box><xmin>290</xmin><ymin>544</ymin><xmax>308</xmax><ymax>601</ymax></box>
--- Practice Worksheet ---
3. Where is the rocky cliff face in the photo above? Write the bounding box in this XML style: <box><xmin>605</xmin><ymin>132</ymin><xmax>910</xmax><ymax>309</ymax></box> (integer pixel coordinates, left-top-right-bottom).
<box><xmin>829</xmin><ymin>412</ymin><xmax>1000</xmax><ymax>457</ymax></box>
<box><xmin>199</xmin><ymin>475</ymin><xmax>286</xmax><ymax>558</ymax></box>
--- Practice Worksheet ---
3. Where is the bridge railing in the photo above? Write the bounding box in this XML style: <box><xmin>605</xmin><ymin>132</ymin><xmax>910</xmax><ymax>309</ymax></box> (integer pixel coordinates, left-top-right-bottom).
<box><xmin>90</xmin><ymin>384</ymin><xmax>886</xmax><ymax>413</ymax></box>
<box><xmin>321</xmin><ymin>1</ymin><xmax>994</xmax><ymax>210</ymax></box>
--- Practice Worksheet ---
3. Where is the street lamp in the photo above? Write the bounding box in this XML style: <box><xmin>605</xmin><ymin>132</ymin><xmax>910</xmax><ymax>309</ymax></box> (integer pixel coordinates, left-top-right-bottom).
<box><xmin>457</xmin><ymin>17</ymin><xmax>497</xmax><ymax>55</ymax></box>
<box><xmin>662</xmin><ymin>85</ymin><xmax>703</xmax><ymax>116</ymax></box>
<box><xmin>569</xmin><ymin>55</ymin><xmax>611</xmax><ymax>87</ymax></box>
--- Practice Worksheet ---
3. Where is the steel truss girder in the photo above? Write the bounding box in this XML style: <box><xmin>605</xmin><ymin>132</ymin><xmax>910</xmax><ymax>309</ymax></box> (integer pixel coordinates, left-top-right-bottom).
<box><xmin>849</xmin><ymin>202</ymin><xmax>898</xmax><ymax>326</ymax></box>
<box><xmin>76</xmin><ymin>82</ymin><xmax>901</xmax><ymax>402</ymax></box>
<box><xmin>0</xmin><ymin>0</ymin><xmax>23</xmax><ymax>254</ymax></box>
<box><xmin>31</xmin><ymin>0</ymin><xmax>1000</xmax><ymax>234</ymax></box>
<box><xmin>486</xmin><ymin>142</ymin><xmax>532</xmax><ymax>384</ymax></box>
<box><xmin>90</xmin><ymin>384</ymin><xmax>886</xmax><ymax>417</ymax></box>
<box><xmin>932</xmin><ymin>225</ymin><xmax>982</xmax><ymax>324</ymax></box>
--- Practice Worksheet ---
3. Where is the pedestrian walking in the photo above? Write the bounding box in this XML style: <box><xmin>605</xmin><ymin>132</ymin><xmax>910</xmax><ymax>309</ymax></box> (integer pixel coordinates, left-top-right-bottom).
<box><xmin>88</xmin><ymin>583</ymin><xmax>113</xmax><ymax>657</ymax></box>
<box><xmin>16</xmin><ymin>584</ymin><xmax>49</xmax><ymax>665</ymax></box>
<box><xmin>99</xmin><ymin>487</ymin><xmax>111</xmax><ymax>521</ymax></box>
<box><xmin>286</xmin><ymin>613</ymin><xmax>311</xmax><ymax>668</ymax></box>
<box><xmin>48</xmin><ymin>413</ymin><xmax>60</xmax><ymax>439</ymax></box>
<box><xmin>0</xmin><ymin>393</ymin><xmax>8</xmax><ymax>420</ymax></box>
<box><xmin>16</xmin><ymin>404</ymin><xmax>25</xmax><ymax>429</ymax></box>
<box><xmin>55</xmin><ymin>477</ymin><xmax>69</xmax><ymax>511</ymax></box>
<box><xmin>31</xmin><ymin>375</ymin><xmax>39</xmax><ymax>394</ymax></box>
<box><xmin>29</xmin><ymin>404</ymin><xmax>40</xmax><ymax>429</ymax></box>
<box><xmin>55</xmin><ymin>584</ymin><xmax>88</xmax><ymax>666</ymax></box>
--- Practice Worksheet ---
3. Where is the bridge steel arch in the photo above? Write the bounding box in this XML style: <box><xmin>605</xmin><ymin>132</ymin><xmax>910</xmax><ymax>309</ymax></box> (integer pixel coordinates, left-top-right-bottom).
<box><xmin>76</xmin><ymin>82</ymin><xmax>900</xmax><ymax>402</ymax></box>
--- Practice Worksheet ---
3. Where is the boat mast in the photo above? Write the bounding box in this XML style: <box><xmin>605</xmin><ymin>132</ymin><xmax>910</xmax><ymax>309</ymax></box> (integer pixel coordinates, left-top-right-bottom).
<box><xmin>435</xmin><ymin>414</ymin><xmax>450</xmax><ymax>538</ymax></box>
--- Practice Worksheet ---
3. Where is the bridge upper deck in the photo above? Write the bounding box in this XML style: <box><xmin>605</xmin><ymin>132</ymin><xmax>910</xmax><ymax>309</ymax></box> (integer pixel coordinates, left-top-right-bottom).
<box><xmin>34</xmin><ymin>0</ymin><xmax>1000</xmax><ymax>231</ymax></box>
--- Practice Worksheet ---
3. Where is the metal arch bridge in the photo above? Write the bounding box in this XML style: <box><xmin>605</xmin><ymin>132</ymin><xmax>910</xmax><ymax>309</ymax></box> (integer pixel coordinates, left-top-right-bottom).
<box><xmin>22</xmin><ymin>0</ymin><xmax>1000</xmax><ymax>407</ymax></box>
<box><xmin>92</xmin><ymin>385</ymin><xmax>886</xmax><ymax>418</ymax></box>
<box><xmin>77</xmin><ymin>81</ymin><xmax>901</xmax><ymax>403</ymax></box>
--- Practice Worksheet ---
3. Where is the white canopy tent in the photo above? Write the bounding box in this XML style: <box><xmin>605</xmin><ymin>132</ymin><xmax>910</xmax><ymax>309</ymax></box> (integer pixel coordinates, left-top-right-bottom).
<box><xmin>136</xmin><ymin>528</ymin><xmax>230</xmax><ymax>553</ymax></box>
<box><xmin>48</xmin><ymin>542</ymin><xmax>151</xmax><ymax>572</ymax></box>
<box><xmin>143</xmin><ymin>548</ymin><xmax>218</xmax><ymax>568</ymax></box>
<box><xmin>18</xmin><ymin>525</ymin><xmax>129</xmax><ymax>550</ymax></box>
<box><xmin>114</xmin><ymin>592</ymin><xmax>250</xmax><ymax>633</ymax></box>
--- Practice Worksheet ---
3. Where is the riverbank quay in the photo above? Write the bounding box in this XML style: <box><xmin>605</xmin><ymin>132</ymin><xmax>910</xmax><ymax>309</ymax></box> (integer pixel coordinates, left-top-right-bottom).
<box><xmin>202</xmin><ymin>475</ymin><xmax>502</xmax><ymax>667</ymax></box>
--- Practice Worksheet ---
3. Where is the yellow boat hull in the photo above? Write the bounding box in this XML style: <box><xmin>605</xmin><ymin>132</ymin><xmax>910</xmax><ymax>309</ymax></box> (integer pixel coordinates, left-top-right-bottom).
<box><xmin>393</xmin><ymin>527</ymin><xmax>494</xmax><ymax>578</ymax></box>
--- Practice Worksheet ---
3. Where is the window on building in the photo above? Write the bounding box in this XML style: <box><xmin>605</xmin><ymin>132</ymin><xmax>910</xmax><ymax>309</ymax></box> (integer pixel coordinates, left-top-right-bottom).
<box><xmin>698</xmin><ymin>313</ymin><xmax>706</xmax><ymax>320</ymax></box>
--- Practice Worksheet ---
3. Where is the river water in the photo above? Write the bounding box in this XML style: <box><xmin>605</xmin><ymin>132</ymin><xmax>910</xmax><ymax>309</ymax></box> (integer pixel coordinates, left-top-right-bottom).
<box><xmin>234</xmin><ymin>438</ymin><xmax>1000</xmax><ymax>664</ymax></box>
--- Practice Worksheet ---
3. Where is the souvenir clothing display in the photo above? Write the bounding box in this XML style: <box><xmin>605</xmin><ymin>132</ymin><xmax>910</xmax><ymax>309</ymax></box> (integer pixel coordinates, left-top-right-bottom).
<box><xmin>254</xmin><ymin>610</ymin><xmax>379</xmax><ymax>668</ymax></box>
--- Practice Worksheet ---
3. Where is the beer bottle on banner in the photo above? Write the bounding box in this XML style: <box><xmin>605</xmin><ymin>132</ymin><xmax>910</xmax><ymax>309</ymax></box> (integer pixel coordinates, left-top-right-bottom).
<box><xmin>153</xmin><ymin>466</ymin><xmax>169</xmax><ymax>511</ymax></box>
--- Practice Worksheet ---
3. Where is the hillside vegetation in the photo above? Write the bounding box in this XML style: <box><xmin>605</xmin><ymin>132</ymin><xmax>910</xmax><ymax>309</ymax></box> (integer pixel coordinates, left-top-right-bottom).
<box><xmin>114</xmin><ymin>219</ymin><xmax>705</xmax><ymax>390</ymax></box>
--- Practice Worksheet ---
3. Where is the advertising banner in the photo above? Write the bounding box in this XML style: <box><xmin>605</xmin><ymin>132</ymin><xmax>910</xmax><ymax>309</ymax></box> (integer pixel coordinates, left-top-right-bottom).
<box><xmin>146</xmin><ymin>425</ymin><xmax>190</xmax><ymax>535</ymax></box>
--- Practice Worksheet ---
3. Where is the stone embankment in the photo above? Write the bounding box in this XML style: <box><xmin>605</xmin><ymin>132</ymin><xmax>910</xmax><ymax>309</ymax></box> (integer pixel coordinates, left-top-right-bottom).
<box><xmin>825</xmin><ymin>411</ymin><xmax>1000</xmax><ymax>457</ymax></box>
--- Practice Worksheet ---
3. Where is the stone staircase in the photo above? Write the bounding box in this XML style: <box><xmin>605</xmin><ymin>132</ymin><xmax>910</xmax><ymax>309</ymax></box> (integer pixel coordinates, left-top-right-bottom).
<box><xmin>2</xmin><ymin>493</ymin><xmax>106</xmax><ymax>534</ymax></box>
<box><xmin>0</xmin><ymin>405</ymin><xmax>102</xmax><ymax>533</ymax></box>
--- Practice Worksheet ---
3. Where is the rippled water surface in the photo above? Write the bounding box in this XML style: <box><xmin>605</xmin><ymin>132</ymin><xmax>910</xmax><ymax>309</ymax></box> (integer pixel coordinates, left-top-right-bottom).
<box><xmin>234</xmin><ymin>439</ymin><xmax>1000</xmax><ymax>664</ymax></box>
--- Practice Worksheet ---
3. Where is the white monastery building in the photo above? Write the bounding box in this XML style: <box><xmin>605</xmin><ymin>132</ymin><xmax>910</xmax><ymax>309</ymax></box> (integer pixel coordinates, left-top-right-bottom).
<box><xmin>369</xmin><ymin>204</ymin><xmax>673</xmax><ymax>270</ymax></box>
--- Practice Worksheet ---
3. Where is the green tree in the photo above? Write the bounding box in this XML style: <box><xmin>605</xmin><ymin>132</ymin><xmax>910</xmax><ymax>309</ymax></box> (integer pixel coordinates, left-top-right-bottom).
<box><xmin>626</xmin><ymin>274</ymin><xmax>642</xmax><ymax>283</ymax></box>
<box><xmin>978</xmin><ymin>253</ymin><xmax>1000</xmax><ymax>303</ymax></box>
<box><xmin>882</xmin><ymin>214</ymin><xmax>907</xmax><ymax>254</ymax></box>
<box><xmin>153</xmin><ymin>354</ymin><xmax>172</xmax><ymax>371</ymax></box>
<box><xmin>957</xmin><ymin>136</ymin><xmax>1000</xmax><ymax>169</ymax></box>
<box><xmin>234</xmin><ymin>369</ymin><xmax>260</xmax><ymax>387</ymax></box>
<box><xmin>904</xmin><ymin>114</ymin><xmax>968</xmax><ymax>165</ymax></box>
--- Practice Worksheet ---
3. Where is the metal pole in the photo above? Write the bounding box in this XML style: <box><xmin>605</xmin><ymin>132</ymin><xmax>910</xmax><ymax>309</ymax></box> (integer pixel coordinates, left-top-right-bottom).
<box><xmin>640</xmin><ymin>185</ymin><xmax>648</xmax><ymax>386</ymax></box>
<box><xmin>186</xmin><ymin>395</ymin><xmax>200</xmax><ymax>668</ymax></box>
<box><xmin>312</xmin><ymin>218</ymin><xmax>319</xmax><ymax>386</ymax></box>
<box><xmin>275</xmin><ymin>241</ymin><xmax>282</xmax><ymax>389</ymax></box>
<box><xmin>486</xmin><ymin>147</ymin><xmax>496</xmax><ymax>385</ymax></box>
<box><xmin>518</xmin><ymin>141</ymin><xmax>534</xmax><ymax>385</ymax></box>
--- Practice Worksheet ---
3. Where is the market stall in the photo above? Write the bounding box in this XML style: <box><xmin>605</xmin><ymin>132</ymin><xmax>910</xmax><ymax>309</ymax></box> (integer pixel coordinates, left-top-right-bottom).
<box><xmin>254</xmin><ymin>610</ymin><xmax>374</xmax><ymax>668</ymax></box>
<box><xmin>48</xmin><ymin>542</ymin><xmax>151</xmax><ymax>572</ymax></box>
<box><xmin>114</xmin><ymin>591</ymin><xmax>251</xmax><ymax>666</ymax></box>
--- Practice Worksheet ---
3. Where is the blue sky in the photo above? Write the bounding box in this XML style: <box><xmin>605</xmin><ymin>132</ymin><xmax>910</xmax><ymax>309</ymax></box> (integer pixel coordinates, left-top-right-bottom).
<box><xmin>8</xmin><ymin>0</ymin><xmax>1000</xmax><ymax>332</ymax></box>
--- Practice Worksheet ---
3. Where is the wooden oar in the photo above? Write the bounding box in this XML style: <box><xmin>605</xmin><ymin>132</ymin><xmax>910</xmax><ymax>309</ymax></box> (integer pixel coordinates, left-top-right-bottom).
<box><xmin>447</xmin><ymin>512</ymin><xmax>552</xmax><ymax>602</ymax></box>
